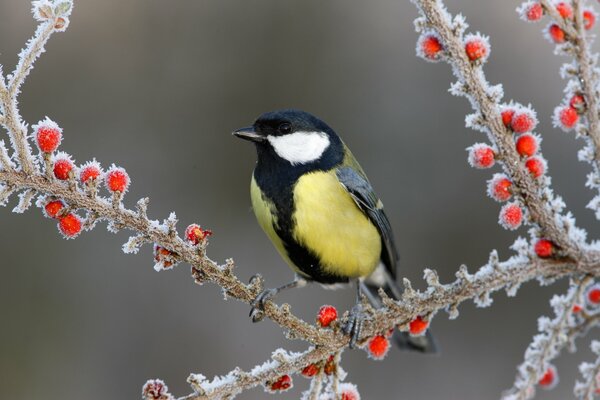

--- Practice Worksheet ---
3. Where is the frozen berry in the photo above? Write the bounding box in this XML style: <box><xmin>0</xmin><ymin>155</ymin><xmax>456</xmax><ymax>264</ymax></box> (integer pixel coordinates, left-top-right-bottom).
<box><xmin>488</xmin><ymin>174</ymin><xmax>513</xmax><ymax>202</ymax></box>
<box><xmin>464</xmin><ymin>35</ymin><xmax>489</xmax><ymax>62</ymax></box>
<box><xmin>538</xmin><ymin>365</ymin><xmax>558</xmax><ymax>389</ymax></box>
<box><xmin>534</xmin><ymin>239</ymin><xmax>554</xmax><ymax>258</ymax></box>
<box><xmin>499</xmin><ymin>202</ymin><xmax>523</xmax><ymax>230</ymax></box>
<box><xmin>409</xmin><ymin>316</ymin><xmax>429</xmax><ymax>336</ymax></box>
<box><xmin>44</xmin><ymin>199</ymin><xmax>65</xmax><ymax>219</ymax></box>
<box><xmin>317</xmin><ymin>305</ymin><xmax>338</xmax><ymax>327</ymax></box>
<box><xmin>367</xmin><ymin>335</ymin><xmax>390</xmax><ymax>360</ymax></box>
<box><xmin>301</xmin><ymin>363</ymin><xmax>320</xmax><ymax>378</ymax></box>
<box><xmin>511</xmin><ymin>110</ymin><xmax>537</xmax><ymax>134</ymax></box>
<box><xmin>515</xmin><ymin>134</ymin><xmax>539</xmax><ymax>157</ymax></box>
<box><xmin>555</xmin><ymin>2</ymin><xmax>573</xmax><ymax>19</ymax></box>
<box><xmin>185</xmin><ymin>224</ymin><xmax>212</xmax><ymax>245</ymax></box>
<box><xmin>105</xmin><ymin>166</ymin><xmax>130</xmax><ymax>193</ymax></box>
<box><xmin>525</xmin><ymin>156</ymin><xmax>546</xmax><ymax>178</ymax></box>
<box><xmin>269</xmin><ymin>375</ymin><xmax>292</xmax><ymax>392</ymax></box>
<box><xmin>35</xmin><ymin>119</ymin><xmax>62</xmax><ymax>153</ymax></box>
<box><xmin>53</xmin><ymin>156</ymin><xmax>74</xmax><ymax>181</ymax></box>
<box><xmin>59</xmin><ymin>213</ymin><xmax>82</xmax><ymax>238</ymax></box>
<box><xmin>586</xmin><ymin>283</ymin><xmax>600</xmax><ymax>306</ymax></box>
<box><xmin>418</xmin><ymin>33</ymin><xmax>444</xmax><ymax>61</ymax></box>
<box><xmin>467</xmin><ymin>143</ymin><xmax>496</xmax><ymax>169</ymax></box>
<box><xmin>548</xmin><ymin>24</ymin><xmax>566</xmax><ymax>43</ymax></box>
<box><xmin>583</xmin><ymin>10</ymin><xmax>596</xmax><ymax>30</ymax></box>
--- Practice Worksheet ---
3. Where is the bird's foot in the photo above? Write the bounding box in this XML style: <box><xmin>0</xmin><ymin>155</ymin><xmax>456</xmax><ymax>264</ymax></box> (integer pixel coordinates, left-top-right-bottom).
<box><xmin>342</xmin><ymin>302</ymin><xmax>364</xmax><ymax>349</ymax></box>
<box><xmin>249</xmin><ymin>287</ymin><xmax>279</xmax><ymax>323</ymax></box>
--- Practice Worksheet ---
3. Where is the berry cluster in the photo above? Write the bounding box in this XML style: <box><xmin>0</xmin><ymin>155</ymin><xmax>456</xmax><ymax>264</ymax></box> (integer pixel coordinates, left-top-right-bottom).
<box><xmin>472</xmin><ymin>102</ymin><xmax>546</xmax><ymax>232</ymax></box>
<box><xmin>34</xmin><ymin>118</ymin><xmax>133</xmax><ymax>239</ymax></box>
<box><xmin>33</xmin><ymin>118</ymin><xmax>212</xmax><ymax>270</ymax></box>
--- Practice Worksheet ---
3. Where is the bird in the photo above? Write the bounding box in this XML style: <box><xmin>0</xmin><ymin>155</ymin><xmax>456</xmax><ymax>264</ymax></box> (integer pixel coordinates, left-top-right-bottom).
<box><xmin>233</xmin><ymin>109</ymin><xmax>435</xmax><ymax>351</ymax></box>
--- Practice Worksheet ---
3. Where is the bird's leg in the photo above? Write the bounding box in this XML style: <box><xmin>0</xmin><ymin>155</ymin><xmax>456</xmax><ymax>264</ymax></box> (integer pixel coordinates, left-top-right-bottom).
<box><xmin>342</xmin><ymin>279</ymin><xmax>367</xmax><ymax>349</ymax></box>
<box><xmin>249</xmin><ymin>275</ymin><xmax>307</xmax><ymax>323</ymax></box>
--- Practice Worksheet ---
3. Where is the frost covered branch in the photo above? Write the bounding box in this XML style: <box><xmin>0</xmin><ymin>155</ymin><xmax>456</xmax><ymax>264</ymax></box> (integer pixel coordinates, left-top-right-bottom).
<box><xmin>1</xmin><ymin>0</ymin><xmax>600</xmax><ymax>399</ymax></box>
<box><xmin>411</xmin><ymin>0</ymin><xmax>600</xmax><ymax>397</ymax></box>
<box><xmin>575</xmin><ymin>341</ymin><xmax>600</xmax><ymax>399</ymax></box>
<box><xmin>504</xmin><ymin>277</ymin><xmax>591</xmax><ymax>399</ymax></box>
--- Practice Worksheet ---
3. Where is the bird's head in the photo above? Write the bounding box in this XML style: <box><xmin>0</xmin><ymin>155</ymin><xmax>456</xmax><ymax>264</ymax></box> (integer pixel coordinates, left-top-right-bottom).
<box><xmin>233</xmin><ymin>109</ymin><xmax>342</xmax><ymax>166</ymax></box>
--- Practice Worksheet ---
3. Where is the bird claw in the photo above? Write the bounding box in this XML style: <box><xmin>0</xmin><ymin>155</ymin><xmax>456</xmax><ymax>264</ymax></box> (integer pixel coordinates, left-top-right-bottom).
<box><xmin>342</xmin><ymin>303</ymin><xmax>364</xmax><ymax>349</ymax></box>
<box><xmin>249</xmin><ymin>288</ymin><xmax>278</xmax><ymax>323</ymax></box>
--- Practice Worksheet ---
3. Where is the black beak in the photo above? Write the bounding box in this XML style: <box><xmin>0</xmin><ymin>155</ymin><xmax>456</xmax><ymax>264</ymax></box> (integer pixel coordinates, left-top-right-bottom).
<box><xmin>232</xmin><ymin>126</ymin><xmax>265</xmax><ymax>143</ymax></box>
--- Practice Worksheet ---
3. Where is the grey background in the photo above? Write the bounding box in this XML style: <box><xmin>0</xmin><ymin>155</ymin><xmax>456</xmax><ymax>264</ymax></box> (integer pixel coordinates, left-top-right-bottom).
<box><xmin>0</xmin><ymin>0</ymin><xmax>597</xmax><ymax>399</ymax></box>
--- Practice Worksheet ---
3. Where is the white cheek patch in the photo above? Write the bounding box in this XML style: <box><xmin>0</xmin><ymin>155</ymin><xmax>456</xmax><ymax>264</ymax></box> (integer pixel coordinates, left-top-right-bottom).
<box><xmin>267</xmin><ymin>131</ymin><xmax>330</xmax><ymax>165</ymax></box>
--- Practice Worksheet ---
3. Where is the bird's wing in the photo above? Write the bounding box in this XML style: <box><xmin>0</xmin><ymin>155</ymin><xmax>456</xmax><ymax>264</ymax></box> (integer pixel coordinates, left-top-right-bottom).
<box><xmin>335</xmin><ymin>166</ymin><xmax>399</xmax><ymax>278</ymax></box>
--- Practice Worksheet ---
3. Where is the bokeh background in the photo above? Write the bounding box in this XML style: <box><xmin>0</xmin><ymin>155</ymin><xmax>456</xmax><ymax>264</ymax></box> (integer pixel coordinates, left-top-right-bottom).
<box><xmin>0</xmin><ymin>0</ymin><xmax>597</xmax><ymax>398</ymax></box>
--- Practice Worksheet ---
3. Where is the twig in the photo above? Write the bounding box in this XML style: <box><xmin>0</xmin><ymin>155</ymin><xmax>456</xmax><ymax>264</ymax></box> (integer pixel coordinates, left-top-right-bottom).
<box><xmin>413</xmin><ymin>0</ymin><xmax>584</xmax><ymax>260</ymax></box>
<box><xmin>504</xmin><ymin>277</ymin><xmax>591</xmax><ymax>399</ymax></box>
<box><xmin>574</xmin><ymin>340</ymin><xmax>600</xmax><ymax>399</ymax></box>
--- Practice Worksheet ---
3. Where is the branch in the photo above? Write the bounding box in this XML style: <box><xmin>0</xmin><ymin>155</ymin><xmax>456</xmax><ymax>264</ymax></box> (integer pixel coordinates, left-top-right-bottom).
<box><xmin>503</xmin><ymin>277</ymin><xmax>592</xmax><ymax>399</ymax></box>
<box><xmin>0</xmin><ymin>1</ymin><xmax>598</xmax><ymax>399</ymax></box>
<box><xmin>0</xmin><ymin>1</ymin><xmax>72</xmax><ymax>175</ymax></box>
<box><xmin>574</xmin><ymin>340</ymin><xmax>600</xmax><ymax>399</ymax></box>
<box><xmin>413</xmin><ymin>0</ymin><xmax>586</xmax><ymax>261</ymax></box>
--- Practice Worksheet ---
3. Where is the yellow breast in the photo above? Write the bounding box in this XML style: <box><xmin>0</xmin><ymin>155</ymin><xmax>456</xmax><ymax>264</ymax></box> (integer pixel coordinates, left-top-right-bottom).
<box><xmin>292</xmin><ymin>170</ymin><xmax>381</xmax><ymax>278</ymax></box>
<box><xmin>250</xmin><ymin>176</ymin><xmax>298</xmax><ymax>272</ymax></box>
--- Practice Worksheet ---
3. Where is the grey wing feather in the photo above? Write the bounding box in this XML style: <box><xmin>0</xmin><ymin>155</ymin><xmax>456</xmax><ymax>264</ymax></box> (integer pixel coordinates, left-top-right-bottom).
<box><xmin>336</xmin><ymin>167</ymin><xmax>399</xmax><ymax>278</ymax></box>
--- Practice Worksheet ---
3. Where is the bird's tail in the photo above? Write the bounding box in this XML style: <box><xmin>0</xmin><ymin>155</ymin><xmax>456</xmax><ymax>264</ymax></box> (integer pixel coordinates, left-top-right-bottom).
<box><xmin>363</xmin><ymin>266</ymin><xmax>438</xmax><ymax>354</ymax></box>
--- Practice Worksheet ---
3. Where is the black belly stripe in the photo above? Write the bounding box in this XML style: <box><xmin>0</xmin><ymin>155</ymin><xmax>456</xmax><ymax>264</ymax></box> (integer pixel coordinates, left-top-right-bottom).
<box><xmin>253</xmin><ymin>140</ymin><xmax>349</xmax><ymax>284</ymax></box>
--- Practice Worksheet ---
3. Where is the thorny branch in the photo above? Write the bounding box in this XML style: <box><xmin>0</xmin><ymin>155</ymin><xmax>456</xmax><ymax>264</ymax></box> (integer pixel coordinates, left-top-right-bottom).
<box><xmin>575</xmin><ymin>341</ymin><xmax>600</xmax><ymax>399</ymax></box>
<box><xmin>0</xmin><ymin>0</ymin><xmax>599</xmax><ymax>399</ymax></box>
<box><xmin>504</xmin><ymin>276</ymin><xmax>591</xmax><ymax>399</ymax></box>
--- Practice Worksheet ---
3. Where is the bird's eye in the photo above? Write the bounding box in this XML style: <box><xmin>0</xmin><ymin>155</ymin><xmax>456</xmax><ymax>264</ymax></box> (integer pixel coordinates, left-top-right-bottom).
<box><xmin>278</xmin><ymin>123</ymin><xmax>292</xmax><ymax>134</ymax></box>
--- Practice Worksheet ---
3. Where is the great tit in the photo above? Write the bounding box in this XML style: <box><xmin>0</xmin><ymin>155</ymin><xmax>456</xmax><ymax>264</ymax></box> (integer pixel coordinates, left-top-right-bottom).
<box><xmin>233</xmin><ymin>109</ymin><xmax>435</xmax><ymax>351</ymax></box>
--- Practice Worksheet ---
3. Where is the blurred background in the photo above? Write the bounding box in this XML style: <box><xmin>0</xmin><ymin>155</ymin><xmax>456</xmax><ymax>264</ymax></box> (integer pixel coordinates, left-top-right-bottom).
<box><xmin>0</xmin><ymin>0</ymin><xmax>597</xmax><ymax>398</ymax></box>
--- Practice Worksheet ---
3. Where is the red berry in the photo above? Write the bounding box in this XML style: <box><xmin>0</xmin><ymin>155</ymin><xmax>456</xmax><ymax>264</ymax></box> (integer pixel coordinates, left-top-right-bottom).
<box><xmin>525</xmin><ymin>3</ymin><xmax>544</xmax><ymax>21</ymax></box>
<box><xmin>409</xmin><ymin>316</ymin><xmax>429</xmax><ymax>336</ymax></box>
<box><xmin>317</xmin><ymin>305</ymin><xmax>338</xmax><ymax>327</ymax></box>
<box><xmin>556</xmin><ymin>106</ymin><xmax>579</xmax><ymax>130</ymax></box>
<box><xmin>549</xmin><ymin>24</ymin><xmax>566</xmax><ymax>43</ymax></box>
<box><xmin>501</xmin><ymin>108</ymin><xmax>515</xmax><ymax>128</ymax></box>
<box><xmin>499</xmin><ymin>202</ymin><xmax>523</xmax><ymax>230</ymax></box>
<box><xmin>572</xmin><ymin>304</ymin><xmax>583</xmax><ymax>313</ymax></box>
<box><xmin>534</xmin><ymin>239</ymin><xmax>554</xmax><ymax>258</ymax></box>
<box><xmin>569</xmin><ymin>94</ymin><xmax>586</xmax><ymax>113</ymax></box>
<box><xmin>525</xmin><ymin>156</ymin><xmax>546</xmax><ymax>178</ymax></box>
<box><xmin>53</xmin><ymin>157</ymin><xmax>74</xmax><ymax>180</ymax></box>
<box><xmin>367</xmin><ymin>335</ymin><xmax>390</xmax><ymax>360</ymax></box>
<box><xmin>555</xmin><ymin>2</ymin><xmax>573</xmax><ymax>19</ymax></box>
<box><xmin>58</xmin><ymin>213</ymin><xmax>82</xmax><ymax>238</ymax></box>
<box><xmin>586</xmin><ymin>284</ymin><xmax>600</xmax><ymax>306</ymax></box>
<box><xmin>142</xmin><ymin>379</ymin><xmax>170</xmax><ymax>400</ymax></box>
<box><xmin>269</xmin><ymin>375</ymin><xmax>292</xmax><ymax>392</ymax></box>
<box><xmin>515</xmin><ymin>134</ymin><xmax>539</xmax><ymax>157</ymax></box>
<box><xmin>464</xmin><ymin>36</ymin><xmax>489</xmax><ymax>62</ymax></box>
<box><xmin>301</xmin><ymin>363</ymin><xmax>320</xmax><ymax>378</ymax></box>
<box><xmin>323</xmin><ymin>355</ymin><xmax>336</xmax><ymax>375</ymax></box>
<box><xmin>538</xmin><ymin>365</ymin><xmax>558</xmax><ymax>389</ymax></box>
<box><xmin>488</xmin><ymin>174</ymin><xmax>513</xmax><ymax>202</ymax></box>
<box><xmin>44</xmin><ymin>199</ymin><xmax>65</xmax><ymax>219</ymax></box>
<box><xmin>467</xmin><ymin>143</ymin><xmax>495</xmax><ymax>169</ymax></box>
<box><xmin>511</xmin><ymin>110</ymin><xmax>537</xmax><ymax>134</ymax></box>
<box><xmin>154</xmin><ymin>244</ymin><xmax>175</xmax><ymax>270</ymax></box>
<box><xmin>79</xmin><ymin>162</ymin><xmax>102</xmax><ymax>184</ymax></box>
<box><xmin>583</xmin><ymin>10</ymin><xmax>596</xmax><ymax>30</ymax></box>
<box><xmin>35</xmin><ymin>122</ymin><xmax>62</xmax><ymax>153</ymax></box>
<box><xmin>418</xmin><ymin>34</ymin><xmax>444</xmax><ymax>61</ymax></box>
<box><xmin>185</xmin><ymin>224</ymin><xmax>212</xmax><ymax>245</ymax></box>
<box><xmin>105</xmin><ymin>166</ymin><xmax>130</xmax><ymax>193</ymax></box>
<box><xmin>339</xmin><ymin>383</ymin><xmax>361</xmax><ymax>400</ymax></box>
